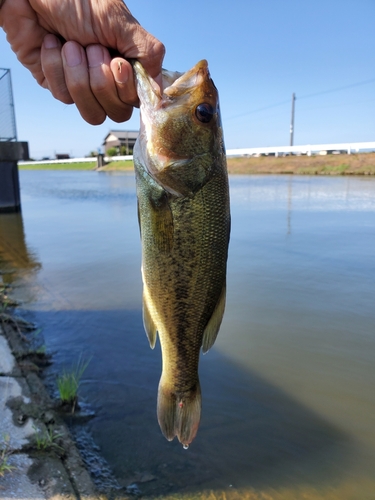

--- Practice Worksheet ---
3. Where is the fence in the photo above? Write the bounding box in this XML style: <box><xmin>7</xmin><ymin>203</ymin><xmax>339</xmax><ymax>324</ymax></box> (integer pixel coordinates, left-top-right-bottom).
<box><xmin>0</xmin><ymin>68</ymin><xmax>17</xmax><ymax>142</ymax></box>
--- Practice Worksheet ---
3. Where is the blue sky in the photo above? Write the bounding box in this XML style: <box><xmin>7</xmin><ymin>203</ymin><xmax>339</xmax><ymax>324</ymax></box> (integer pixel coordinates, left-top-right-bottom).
<box><xmin>1</xmin><ymin>0</ymin><xmax>374</xmax><ymax>159</ymax></box>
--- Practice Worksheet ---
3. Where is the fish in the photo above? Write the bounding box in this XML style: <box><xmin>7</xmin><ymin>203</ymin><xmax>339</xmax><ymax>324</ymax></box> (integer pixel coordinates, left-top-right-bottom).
<box><xmin>132</xmin><ymin>59</ymin><xmax>230</xmax><ymax>446</ymax></box>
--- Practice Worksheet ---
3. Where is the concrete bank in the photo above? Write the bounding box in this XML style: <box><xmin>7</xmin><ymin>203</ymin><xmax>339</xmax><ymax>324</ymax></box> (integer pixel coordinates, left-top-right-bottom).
<box><xmin>0</xmin><ymin>315</ymin><xmax>102</xmax><ymax>499</ymax></box>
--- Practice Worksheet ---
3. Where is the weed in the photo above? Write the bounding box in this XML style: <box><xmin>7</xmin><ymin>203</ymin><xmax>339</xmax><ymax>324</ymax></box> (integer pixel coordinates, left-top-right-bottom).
<box><xmin>0</xmin><ymin>435</ymin><xmax>14</xmax><ymax>477</ymax></box>
<box><xmin>0</xmin><ymin>285</ymin><xmax>32</xmax><ymax>342</ymax></box>
<box><xmin>33</xmin><ymin>426</ymin><xmax>64</xmax><ymax>452</ymax></box>
<box><xmin>29</xmin><ymin>328</ymin><xmax>43</xmax><ymax>340</ymax></box>
<box><xmin>0</xmin><ymin>301</ymin><xmax>35</xmax><ymax>343</ymax></box>
<box><xmin>57</xmin><ymin>355</ymin><xmax>91</xmax><ymax>412</ymax></box>
<box><xmin>0</xmin><ymin>299</ymin><xmax>8</xmax><ymax>313</ymax></box>
<box><xmin>322</xmin><ymin>163</ymin><xmax>350</xmax><ymax>175</ymax></box>
<box><xmin>35</xmin><ymin>345</ymin><xmax>47</xmax><ymax>355</ymax></box>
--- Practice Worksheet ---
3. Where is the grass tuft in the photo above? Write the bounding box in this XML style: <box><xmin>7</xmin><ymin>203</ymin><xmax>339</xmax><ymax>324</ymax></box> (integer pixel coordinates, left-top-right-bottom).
<box><xmin>0</xmin><ymin>435</ymin><xmax>14</xmax><ymax>477</ymax></box>
<box><xmin>33</xmin><ymin>426</ymin><xmax>64</xmax><ymax>452</ymax></box>
<box><xmin>57</xmin><ymin>355</ymin><xmax>91</xmax><ymax>412</ymax></box>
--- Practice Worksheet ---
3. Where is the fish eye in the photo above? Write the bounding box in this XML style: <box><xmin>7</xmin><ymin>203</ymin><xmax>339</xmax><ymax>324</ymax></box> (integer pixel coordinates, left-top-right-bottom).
<box><xmin>195</xmin><ymin>103</ymin><xmax>215</xmax><ymax>123</ymax></box>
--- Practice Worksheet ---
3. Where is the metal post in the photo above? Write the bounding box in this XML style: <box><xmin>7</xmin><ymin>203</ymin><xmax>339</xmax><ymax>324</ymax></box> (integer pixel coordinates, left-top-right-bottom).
<box><xmin>0</xmin><ymin>68</ymin><xmax>18</xmax><ymax>142</ymax></box>
<box><xmin>0</xmin><ymin>142</ymin><xmax>28</xmax><ymax>213</ymax></box>
<box><xmin>7</xmin><ymin>69</ymin><xmax>18</xmax><ymax>141</ymax></box>
<box><xmin>96</xmin><ymin>153</ymin><xmax>105</xmax><ymax>169</ymax></box>
<box><xmin>290</xmin><ymin>93</ymin><xmax>295</xmax><ymax>147</ymax></box>
<box><xmin>0</xmin><ymin>68</ymin><xmax>26</xmax><ymax>212</ymax></box>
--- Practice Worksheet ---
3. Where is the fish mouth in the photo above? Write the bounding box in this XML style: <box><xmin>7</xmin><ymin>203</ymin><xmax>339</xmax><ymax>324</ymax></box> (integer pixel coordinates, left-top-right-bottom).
<box><xmin>163</xmin><ymin>60</ymin><xmax>212</xmax><ymax>98</ymax></box>
<box><xmin>132</xmin><ymin>59</ymin><xmax>212</xmax><ymax>108</ymax></box>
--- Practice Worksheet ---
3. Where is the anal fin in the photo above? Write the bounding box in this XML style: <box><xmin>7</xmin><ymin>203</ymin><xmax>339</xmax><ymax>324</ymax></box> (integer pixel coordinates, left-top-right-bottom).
<box><xmin>202</xmin><ymin>283</ymin><xmax>226</xmax><ymax>354</ymax></box>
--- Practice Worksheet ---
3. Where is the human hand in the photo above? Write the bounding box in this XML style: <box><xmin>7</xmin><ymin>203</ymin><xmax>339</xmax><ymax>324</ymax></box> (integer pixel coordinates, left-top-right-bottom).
<box><xmin>0</xmin><ymin>0</ymin><xmax>165</xmax><ymax>124</ymax></box>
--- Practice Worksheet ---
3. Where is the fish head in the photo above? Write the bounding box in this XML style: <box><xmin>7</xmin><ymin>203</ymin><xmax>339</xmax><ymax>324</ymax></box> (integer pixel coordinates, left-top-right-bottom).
<box><xmin>133</xmin><ymin>59</ymin><xmax>225</xmax><ymax>196</ymax></box>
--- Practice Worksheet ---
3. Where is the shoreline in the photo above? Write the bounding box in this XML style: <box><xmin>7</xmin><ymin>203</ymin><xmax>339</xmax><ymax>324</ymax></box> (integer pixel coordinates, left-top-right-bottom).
<box><xmin>18</xmin><ymin>152</ymin><xmax>375</xmax><ymax>176</ymax></box>
<box><xmin>0</xmin><ymin>284</ymin><xmax>105</xmax><ymax>499</ymax></box>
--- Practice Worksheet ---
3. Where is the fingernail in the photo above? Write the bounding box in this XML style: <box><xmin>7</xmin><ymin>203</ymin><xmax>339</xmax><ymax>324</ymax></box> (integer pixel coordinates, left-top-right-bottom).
<box><xmin>44</xmin><ymin>34</ymin><xmax>59</xmax><ymax>49</ymax></box>
<box><xmin>64</xmin><ymin>42</ymin><xmax>82</xmax><ymax>67</ymax></box>
<box><xmin>112</xmin><ymin>60</ymin><xmax>128</xmax><ymax>84</ymax></box>
<box><xmin>87</xmin><ymin>45</ymin><xmax>104</xmax><ymax>68</ymax></box>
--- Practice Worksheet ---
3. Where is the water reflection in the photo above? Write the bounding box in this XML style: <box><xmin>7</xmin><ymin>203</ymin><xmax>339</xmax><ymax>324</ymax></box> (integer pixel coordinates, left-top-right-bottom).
<box><xmin>0</xmin><ymin>212</ymin><xmax>41</xmax><ymax>284</ymax></box>
<box><xmin>6</xmin><ymin>172</ymin><xmax>375</xmax><ymax>498</ymax></box>
<box><xmin>287</xmin><ymin>176</ymin><xmax>292</xmax><ymax>235</ymax></box>
<box><xmin>31</xmin><ymin>308</ymin><xmax>356</xmax><ymax>496</ymax></box>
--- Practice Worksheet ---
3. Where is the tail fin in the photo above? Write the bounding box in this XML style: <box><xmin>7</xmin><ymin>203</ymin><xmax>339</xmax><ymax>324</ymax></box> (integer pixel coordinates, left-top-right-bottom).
<box><xmin>157</xmin><ymin>379</ymin><xmax>201</xmax><ymax>446</ymax></box>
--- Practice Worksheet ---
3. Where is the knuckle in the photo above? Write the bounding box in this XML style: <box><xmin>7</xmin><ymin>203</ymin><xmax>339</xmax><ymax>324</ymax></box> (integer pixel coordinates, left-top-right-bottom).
<box><xmin>153</xmin><ymin>40</ymin><xmax>166</xmax><ymax>61</ymax></box>
<box><xmin>67</xmin><ymin>78</ymin><xmax>88</xmax><ymax>94</ymax></box>
<box><xmin>109</xmin><ymin>107</ymin><xmax>133</xmax><ymax>123</ymax></box>
<box><xmin>90</xmin><ymin>80</ymin><xmax>108</xmax><ymax>94</ymax></box>
<box><xmin>50</xmin><ymin>84</ymin><xmax>73</xmax><ymax>104</ymax></box>
<box><xmin>83</xmin><ymin>109</ymin><xmax>106</xmax><ymax>126</ymax></box>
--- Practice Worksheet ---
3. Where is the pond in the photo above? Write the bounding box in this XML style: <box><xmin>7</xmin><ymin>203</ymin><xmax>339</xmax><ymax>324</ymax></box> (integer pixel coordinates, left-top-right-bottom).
<box><xmin>1</xmin><ymin>171</ymin><xmax>375</xmax><ymax>499</ymax></box>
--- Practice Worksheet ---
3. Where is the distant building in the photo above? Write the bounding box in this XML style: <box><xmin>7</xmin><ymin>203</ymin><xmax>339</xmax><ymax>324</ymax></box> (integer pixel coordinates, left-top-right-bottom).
<box><xmin>103</xmin><ymin>130</ymin><xmax>139</xmax><ymax>155</ymax></box>
<box><xmin>55</xmin><ymin>153</ymin><xmax>70</xmax><ymax>160</ymax></box>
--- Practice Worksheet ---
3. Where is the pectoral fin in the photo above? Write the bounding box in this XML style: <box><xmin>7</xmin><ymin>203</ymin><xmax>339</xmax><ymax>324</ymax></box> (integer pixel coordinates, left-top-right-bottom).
<box><xmin>149</xmin><ymin>192</ymin><xmax>174</xmax><ymax>253</ymax></box>
<box><xmin>202</xmin><ymin>283</ymin><xmax>226</xmax><ymax>354</ymax></box>
<box><xmin>142</xmin><ymin>291</ymin><xmax>157</xmax><ymax>349</ymax></box>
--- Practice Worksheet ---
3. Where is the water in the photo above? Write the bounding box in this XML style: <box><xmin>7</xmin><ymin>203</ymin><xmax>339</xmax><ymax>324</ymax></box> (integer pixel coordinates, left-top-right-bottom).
<box><xmin>1</xmin><ymin>171</ymin><xmax>375</xmax><ymax>499</ymax></box>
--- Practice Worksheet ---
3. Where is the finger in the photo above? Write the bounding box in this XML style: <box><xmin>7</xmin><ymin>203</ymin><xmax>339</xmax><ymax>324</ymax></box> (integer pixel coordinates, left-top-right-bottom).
<box><xmin>61</xmin><ymin>41</ymin><xmax>106</xmax><ymax>125</ymax></box>
<box><xmin>86</xmin><ymin>46</ymin><xmax>133</xmax><ymax>123</ymax></box>
<box><xmin>41</xmin><ymin>34</ymin><xmax>73</xmax><ymax>104</ymax></box>
<box><xmin>110</xmin><ymin>57</ymin><xmax>138</xmax><ymax>107</ymax></box>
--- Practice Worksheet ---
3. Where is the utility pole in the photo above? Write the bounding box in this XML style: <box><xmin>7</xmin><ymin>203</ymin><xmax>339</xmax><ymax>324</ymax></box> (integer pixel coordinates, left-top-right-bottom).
<box><xmin>290</xmin><ymin>92</ymin><xmax>296</xmax><ymax>147</ymax></box>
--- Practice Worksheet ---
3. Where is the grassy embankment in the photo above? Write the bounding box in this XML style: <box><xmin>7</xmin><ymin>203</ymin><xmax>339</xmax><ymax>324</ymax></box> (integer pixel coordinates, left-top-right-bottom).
<box><xmin>18</xmin><ymin>153</ymin><xmax>375</xmax><ymax>175</ymax></box>
<box><xmin>19</xmin><ymin>160</ymin><xmax>133</xmax><ymax>171</ymax></box>
<box><xmin>226</xmin><ymin>152</ymin><xmax>375</xmax><ymax>175</ymax></box>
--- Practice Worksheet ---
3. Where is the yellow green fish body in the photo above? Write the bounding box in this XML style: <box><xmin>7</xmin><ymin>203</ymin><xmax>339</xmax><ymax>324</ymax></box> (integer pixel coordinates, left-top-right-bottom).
<box><xmin>133</xmin><ymin>60</ymin><xmax>230</xmax><ymax>446</ymax></box>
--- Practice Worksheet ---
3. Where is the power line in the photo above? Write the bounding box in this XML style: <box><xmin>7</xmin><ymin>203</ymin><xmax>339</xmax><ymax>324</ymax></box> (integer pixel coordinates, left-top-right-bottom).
<box><xmin>299</xmin><ymin>77</ymin><xmax>375</xmax><ymax>100</ymax></box>
<box><xmin>298</xmin><ymin>97</ymin><xmax>375</xmax><ymax>112</ymax></box>
<box><xmin>225</xmin><ymin>99</ymin><xmax>290</xmax><ymax>121</ymax></box>
<box><xmin>225</xmin><ymin>77</ymin><xmax>375</xmax><ymax>121</ymax></box>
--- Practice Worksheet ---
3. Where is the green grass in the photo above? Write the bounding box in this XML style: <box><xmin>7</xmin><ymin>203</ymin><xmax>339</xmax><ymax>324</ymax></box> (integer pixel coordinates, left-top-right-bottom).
<box><xmin>100</xmin><ymin>159</ymin><xmax>134</xmax><ymax>170</ymax></box>
<box><xmin>19</xmin><ymin>162</ymin><xmax>96</xmax><ymax>170</ymax></box>
<box><xmin>0</xmin><ymin>455</ymin><xmax>13</xmax><ymax>477</ymax></box>
<box><xmin>18</xmin><ymin>159</ymin><xmax>135</xmax><ymax>170</ymax></box>
<box><xmin>33</xmin><ymin>426</ymin><xmax>64</xmax><ymax>452</ymax></box>
<box><xmin>0</xmin><ymin>435</ymin><xmax>14</xmax><ymax>477</ymax></box>
<box><xmin>57</xmin><ymin>355</ymin><xmax>91</xmax><ymax>411</ymax></box>
<box><xmin>321</xmin><ymin>163</ymin><xmax>350</xmax><ymax>174</ymax></box>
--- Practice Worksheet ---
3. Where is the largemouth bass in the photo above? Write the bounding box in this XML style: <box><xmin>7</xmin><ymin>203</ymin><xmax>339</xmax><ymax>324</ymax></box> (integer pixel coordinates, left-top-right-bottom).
<box><xmin>132</xmin><ymin>59</ymin><xmax>230</xmax><ymax>446</ymax></box>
